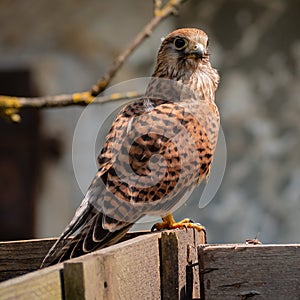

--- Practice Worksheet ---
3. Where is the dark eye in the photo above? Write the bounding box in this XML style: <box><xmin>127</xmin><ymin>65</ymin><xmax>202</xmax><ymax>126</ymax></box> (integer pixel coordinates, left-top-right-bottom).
<box><xmin>174</xmin><ymin>38</ymin><xmax>188</xmax><ymax>50</ymax></box>
<box><xmin>206</xmin><ymin>39</ymin><xmax>209</xmax><ymax>47</ymax></box>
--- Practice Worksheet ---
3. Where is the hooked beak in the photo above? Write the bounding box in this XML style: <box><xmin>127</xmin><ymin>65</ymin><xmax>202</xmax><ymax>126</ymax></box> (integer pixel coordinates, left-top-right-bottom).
<box><xmin>186</xmin><ymin>43</ymin><xmax>204</xmax><ymax>59</ymax></box>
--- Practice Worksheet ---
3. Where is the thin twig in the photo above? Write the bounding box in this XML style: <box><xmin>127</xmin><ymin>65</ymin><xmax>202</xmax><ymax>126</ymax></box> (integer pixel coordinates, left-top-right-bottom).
<box><xmin>0</xmin><ymin>0</ymin><xmax>188</xmax><ymax>122</ymax></box>
<box><xmin>0</xmin><ymin>91</ymin><xmax>143</xmax><ymax>109</ymax></box>
<box><xmin>0</xmin><ymin>91</ymin><xmax>143</xmax><ymax>122</ymax></box>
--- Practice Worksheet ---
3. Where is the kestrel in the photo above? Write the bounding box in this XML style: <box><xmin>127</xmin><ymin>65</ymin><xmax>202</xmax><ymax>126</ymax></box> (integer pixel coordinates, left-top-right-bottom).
<box><xmin>41</xmin><ymin>28</ymin><xmax>220</xmax><ymax>267</ymax></box>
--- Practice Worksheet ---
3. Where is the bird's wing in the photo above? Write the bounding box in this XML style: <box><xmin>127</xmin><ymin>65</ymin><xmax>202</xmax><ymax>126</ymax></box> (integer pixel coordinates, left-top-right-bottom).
<box><xmin>41</xmin><ymin>98</ymin><xmax>164</xmax><ymax>266</ymax></box>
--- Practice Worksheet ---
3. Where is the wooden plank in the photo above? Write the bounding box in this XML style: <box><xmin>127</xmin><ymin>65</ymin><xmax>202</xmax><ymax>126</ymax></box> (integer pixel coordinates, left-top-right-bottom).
<box><xmin>0</xmin><ymin>231</ymin><xmax>149</xmax><ymax>282</ymax></box>
<box><xmin>0</xmin><ymin>238</ymin><xmax>56</xmax><ymax>282</ymax></box>
<box><xmin>198</xmin><ymin>244</ymin><xmax>300</xmax><ymax>300</ymax></box>
<box><xmin>160</xmin><ymin>229</ymin><xmax>206</xmax><ymax>299</ymax></box>
<box><xmin>63</xmin><ymin>232</ymin><xmax>162</xmax><ymax>300</ymax></box>
<box><xmin>0</xmin><ymin>264</ymin><xmax>63</xmax><ymax>300</ymax></box>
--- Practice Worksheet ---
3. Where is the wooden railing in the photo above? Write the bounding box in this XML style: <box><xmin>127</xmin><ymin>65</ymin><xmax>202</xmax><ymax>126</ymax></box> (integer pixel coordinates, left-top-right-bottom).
<box><xmin>0</xmin><ymin>229</ymin><xmax>299</xmax><ymax>299</ymax></box>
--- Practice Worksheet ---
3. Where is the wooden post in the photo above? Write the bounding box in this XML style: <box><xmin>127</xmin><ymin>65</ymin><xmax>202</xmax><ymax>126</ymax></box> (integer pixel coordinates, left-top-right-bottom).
<box><xmin>160</xmin><ymin>229</ymin><xmax>206</xmax><ymax>299</ymax></box>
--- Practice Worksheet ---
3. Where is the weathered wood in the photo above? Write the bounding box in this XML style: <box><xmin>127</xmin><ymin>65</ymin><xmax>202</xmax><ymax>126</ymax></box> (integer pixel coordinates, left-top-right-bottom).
<box><xmin>0</xmin><ymin>264</ymin><xmax>63</xmax><ymax>300</ymax></box>
<box><xmin>198</xmin><ymin>244</ymin><xmax>300</xmax><ymax>300</ymax></box>
<box><xmin>63</xmin><ymin>229</ymin><xmax>205</xmax><ymax>300</ymax></box>
<box><xmin>0</xmin><ymin>231</ymin><xmax>150</xmax><ymax>282</ymax></box>
<box><xmin>0</xmin><ymin>238</ymin><xmax>56</xmax><ymax>282</ymax></box>
<box><xmin>2</xmin><ymin>231</ymin><xmax>300</xmax><ymax>300</ymax></box>
<box><xmin>176</xmin><ymin>229</ymin><xmax>204</xmax><ymax>299</ymax></box>
<box><xmin>63</xmin><ymin>232</ymin><xmax>162</xmax><ymax>300</ymax></box>
<box><xmin>160</xmin><ymin>229</ymin><xmax>206</xmax><ymax>299</ymax></box>
<box><xmin>160</xmin><ymin>232</ymin><xmax>179</xmax><ymax>299</ymax></box>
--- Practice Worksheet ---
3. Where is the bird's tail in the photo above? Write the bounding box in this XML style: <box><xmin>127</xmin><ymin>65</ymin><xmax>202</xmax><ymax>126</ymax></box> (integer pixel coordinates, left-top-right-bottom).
<box><xmin>40</xmin><ymin>197</ymin><xmax>133</xmax><ymax>268</ymax></box>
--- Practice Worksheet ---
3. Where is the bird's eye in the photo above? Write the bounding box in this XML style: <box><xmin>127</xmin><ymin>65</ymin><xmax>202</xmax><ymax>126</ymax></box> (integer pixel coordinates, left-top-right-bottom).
<box><xmin>174</xmin><ymin>38</ymin><xmax>188</xmax><ymax>50</ymax></box>
<box><xmin>206</xmin><ymin>39</ymin><xmax>209</xmax><ymax>47</ymax></box>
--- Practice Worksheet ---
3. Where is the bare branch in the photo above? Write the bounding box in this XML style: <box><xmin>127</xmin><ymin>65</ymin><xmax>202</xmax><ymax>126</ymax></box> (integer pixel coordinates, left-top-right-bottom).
<box><xmin>0</xmin><ymin>91</ymin><xmax>143</xmax><ymax>120</ymax></box>
<box><xmin>0</xmin><ymin>0</ymin><xmax>188</xmax><ymax>122</ymax></box>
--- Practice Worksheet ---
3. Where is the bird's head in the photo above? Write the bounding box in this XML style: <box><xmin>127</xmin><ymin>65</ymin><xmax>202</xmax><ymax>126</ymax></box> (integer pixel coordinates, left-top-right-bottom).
<box><xmin>153</xmin><ymin>28</ymin><xmax>212</xmax><ymax>79</ymax></box>
<box><xmin>162</xmin><ymin>28</ymin><xmax>208</xmax><ymax>60</ymax></box>
<box><xmin>150</xmin><ymin>28</ymin><xmax>219</xmax><ymax>101</ymax></box>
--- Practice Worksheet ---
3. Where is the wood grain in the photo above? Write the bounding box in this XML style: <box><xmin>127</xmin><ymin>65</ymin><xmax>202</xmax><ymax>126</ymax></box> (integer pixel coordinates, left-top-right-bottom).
<box><xmin>0</xmin><ymin>231</ymin><xmax>150</xmax><ymax>282</ymax></box>
<box><xmin>0</xmin><ymin>264</ymin><xmax>63</xmax><ymax>300</ymax></box>
<box><xmin>0</xmin><ymin>238</ymin><xmax>56</xmax><ymax>282</ymax></box>
<box><xmin>160</xmin><ymin>231</ymin><xmax>179</xmax><ymax>299</ymax></box>
<box><xmin>198</xmin><ymin>244</ymin><xmax>300</xmax><ymax>300</ymax></box>
<box><xmin>176</xmin><ymin>229</ymin><xmax>205</xmax><ymax>299</ymax></box>
<box><xmin>160</xmin><ymin>229</ymin><xmax>206</xmax><ymax>299</ymax></box>
<box><xmin>63</xmin><ymin>232</ymin><xmax>162</xmax><ymax>300</ymax></box>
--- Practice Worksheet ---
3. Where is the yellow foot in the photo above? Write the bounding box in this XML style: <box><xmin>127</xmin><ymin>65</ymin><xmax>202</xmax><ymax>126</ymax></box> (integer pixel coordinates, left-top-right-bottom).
<box><xmin>151</xmin><ymin>213</ymin><xmax>206</xmax><ymax>233</ymax></box>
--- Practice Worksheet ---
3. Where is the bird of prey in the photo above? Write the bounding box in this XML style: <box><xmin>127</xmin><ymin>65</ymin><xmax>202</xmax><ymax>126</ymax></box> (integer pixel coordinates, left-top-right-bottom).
<box><xmin>41</xmin><ymin>28</ymin><xmax>220</xmax><ymax>267</ymax></box>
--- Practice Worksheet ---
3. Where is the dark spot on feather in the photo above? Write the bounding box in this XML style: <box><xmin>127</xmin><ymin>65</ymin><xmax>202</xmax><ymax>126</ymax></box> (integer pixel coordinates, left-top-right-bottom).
<box><xmin>205</xmin><ymin>153</ymin><xmax>212</xmax><ymax>159</ymax></box>
<box><xmin>201</xmin><ymin>163</ymin><xmax>207</xmax><ymax>170</ymax></box>
<box><xmin>141</xmin><ymin>134</ymin><xmax>152</xmax><ymax>141</ymax></box>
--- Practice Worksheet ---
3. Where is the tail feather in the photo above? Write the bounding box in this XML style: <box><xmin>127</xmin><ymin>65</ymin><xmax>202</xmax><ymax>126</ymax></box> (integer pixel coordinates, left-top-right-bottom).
<box><xmin>40</xmin><ymin>198</ymin><xmax>92</xmax><ymax>267</ymax></box>
<box><xmin>41</xmin><ymin>205</ymin><xmax>133</xmax><ymax>268</ymax></box>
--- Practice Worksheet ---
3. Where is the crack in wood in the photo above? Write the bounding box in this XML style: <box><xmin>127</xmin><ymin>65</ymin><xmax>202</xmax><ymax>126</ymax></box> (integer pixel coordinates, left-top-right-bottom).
<box><xmin>218</xmin><ymin>281</ymin><xmax>248</xmax><ymax>289</ymax></box>
<box><xmin>199</xmin><ymin>267</ymin><xmax>219</xmax><ymax>275</ymax></box>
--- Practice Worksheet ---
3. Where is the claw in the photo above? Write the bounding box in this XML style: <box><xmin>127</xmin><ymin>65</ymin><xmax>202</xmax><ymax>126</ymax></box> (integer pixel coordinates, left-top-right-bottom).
<box><xmin>151</xmin><ymin>213</ymin><xmax>206</xmax><ymax>233</ymax></box>
<box><xmin>151</xmin><ymin>223</ymin><xmax>159</xmax><ymax>232</ymax></box>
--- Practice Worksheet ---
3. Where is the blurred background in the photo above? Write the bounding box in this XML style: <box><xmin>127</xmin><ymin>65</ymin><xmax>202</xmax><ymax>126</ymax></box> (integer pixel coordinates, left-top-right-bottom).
<box><xmin>0</xmin><ymin>0</ymin><xmax>299</xmax><ymax>243</ymax></box>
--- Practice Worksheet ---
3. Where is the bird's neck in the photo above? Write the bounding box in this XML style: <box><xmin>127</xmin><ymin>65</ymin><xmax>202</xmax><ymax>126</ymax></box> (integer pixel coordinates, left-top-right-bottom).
<box><xmin>188</xmin><ymin>66</ymin><xmax>220</xmax><ymax>101</ymax></box>
<box><xmin>150</xmin><ymin>61</ymin><xmax>219</xmax><ymax>102</ymax></box>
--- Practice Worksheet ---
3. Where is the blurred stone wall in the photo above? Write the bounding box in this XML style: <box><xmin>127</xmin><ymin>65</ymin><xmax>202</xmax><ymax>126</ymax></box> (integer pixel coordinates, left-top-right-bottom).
<box><xmin>0</xmin><ymin>0</ymin><xmax>299</xmax><ymax>243</ymax></box>
<box><xmin>177</xmin><ymin>0</ymin><xmax>300</xmax><ymax>243</ymax></box>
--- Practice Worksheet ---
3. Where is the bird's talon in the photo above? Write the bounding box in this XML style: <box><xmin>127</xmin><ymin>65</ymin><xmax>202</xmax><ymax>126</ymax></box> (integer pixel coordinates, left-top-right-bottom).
<box><xmin>151</xmin><ymin>222</ymin><xmax>162</xmax><ymax>232</ymax></box>
<box><xmin>151</xmin><ymin>214</ymin><xmax>206</xmax><ymax>233</ymax></box>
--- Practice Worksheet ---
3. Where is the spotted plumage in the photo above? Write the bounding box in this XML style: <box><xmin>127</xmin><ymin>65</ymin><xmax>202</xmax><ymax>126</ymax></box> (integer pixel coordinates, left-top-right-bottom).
<box><xmin>41</xmin><ymin>28</ymin><xmax>220</xmax><ymax>267</ymax></box>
